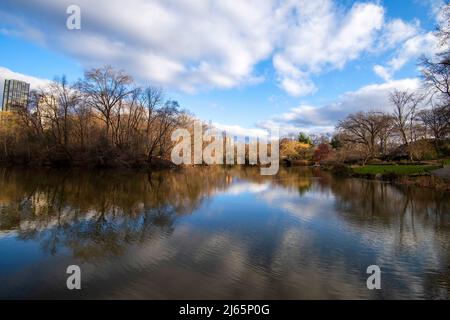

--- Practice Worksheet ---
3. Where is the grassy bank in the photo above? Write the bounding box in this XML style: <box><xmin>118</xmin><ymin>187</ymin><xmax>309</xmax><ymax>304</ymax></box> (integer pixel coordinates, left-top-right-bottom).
<box><xmin>352</xmin><ymin>164</ymin><xmax>441</xmax><ymax>175</ymax></box>
<box><xmin>329</xmin><ymin>163</ymin><xmax>449</xmax><ymax>190</ymax></box>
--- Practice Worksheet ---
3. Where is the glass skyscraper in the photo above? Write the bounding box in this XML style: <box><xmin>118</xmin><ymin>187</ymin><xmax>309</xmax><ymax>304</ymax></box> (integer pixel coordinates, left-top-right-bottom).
<box><xmin>1</xmin><ymin>79</ymin><xmax>30</xmax><ymax>111</ymax></box>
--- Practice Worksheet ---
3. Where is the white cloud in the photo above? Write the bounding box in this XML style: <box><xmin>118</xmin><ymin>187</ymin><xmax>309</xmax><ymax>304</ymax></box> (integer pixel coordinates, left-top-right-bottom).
<box><xmin>374</xmin><ymin>32</ymin><xmax>440</xmax><ymax>81</ymax></box>
<box><xmin>425</xmin><ymin>0</ymin><xmax>446</xmax><ymax>20</ymax></box>
<box><xmin>226</xmin><ymin>182</ymin><xmax>271</xmax><ymax>196</ymax></box>
<box><xmin>0</xmin><ymin>0</ymin><xmax>276</xmax><ymax>92</ymax></box>
<box><xmin>379</xmin><ymin>19</ymin><xmax>420</xmax><ymax>50</ymax></box>
<box><xmin>373</xmin><ymin>65</ymin><xmax>392</xmax><ymax>82</ymax></box>
<box><xmin>272</xmin><ymin>1</ymin><xmax>385</xmax><ymax>96</ymax></box>
<box><xmin>211</xmin><ymin>122</ymin><xmax>274</xmax><ymax>139</ymax></box>
<box><xmin>0</xmin><ymin>0</ymin><xmax>439</xmax><ymax>96</ymax></box>
<box><xmin>372</xmin><ymin>1</ymin><xmax>446</xmax><ymax>81</ymax></box>
<box><xmin>273</xmin><ymin>55</ymin><xmax>317</xmax><ymax>96</ymax></box>
<box><xmin>258</xmin><ymin>78</ymin><xmax>421</xmax><ymax>134</ymax></box>
<box><xmin>389</xmin><ymin>33</ymin><xmax>438</xmax><ymax>70</ymax></box>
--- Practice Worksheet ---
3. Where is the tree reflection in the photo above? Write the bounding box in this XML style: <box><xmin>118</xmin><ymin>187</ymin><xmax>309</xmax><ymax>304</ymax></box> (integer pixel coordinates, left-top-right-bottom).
<box><xmin>329</xmin><ymin>177</ymin><xmax>450</xmax><ymax>299</ymax></box>
<box><xmin>330</xmin><ymin>178</ymin><xmax>450</xmax><ymax>230</ymax></box>
<box><xmin>0</xmin><ymin>167</ymin><xmax>233</xmax><ymax>260</ymax></box>
<box><xmin>1</xmin><ymin>167</ymin><xmax>449</xmax><ymax>298</ymax></box>
<box><xmin>0</xmin><ymin>166</ymin><xmax>318</xmax><ymax>261</ymax></box>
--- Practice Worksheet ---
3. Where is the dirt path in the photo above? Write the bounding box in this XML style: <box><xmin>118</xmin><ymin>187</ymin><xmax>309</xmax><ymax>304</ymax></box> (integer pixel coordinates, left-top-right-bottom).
<box><xmin>432</xmin><ymin>166</ymin><xmax>450</xmax><ymax>180</ymax></box>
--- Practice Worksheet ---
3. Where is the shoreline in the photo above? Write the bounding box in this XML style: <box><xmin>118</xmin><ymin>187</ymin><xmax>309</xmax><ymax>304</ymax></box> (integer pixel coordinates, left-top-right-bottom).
<box><xmin>0</xmin><ymin>157</ymin><xmax>179</xmax><ymax>171</ymax></box>
<box><xmin>327</xmin><ymin>164</ymin><xmax>450</xmax><ymax>191</ymax></box>
<box><xmin>2</xmin><ymin>161</ymin><xmax>450</xmax><ymax>191</ymax></box>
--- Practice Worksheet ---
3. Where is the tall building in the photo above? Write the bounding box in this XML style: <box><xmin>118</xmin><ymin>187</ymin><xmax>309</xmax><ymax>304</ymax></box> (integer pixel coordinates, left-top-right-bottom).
<box><xmin>1</xmin><ymin>79</ymin><xmax>30</xmax><ymax>112</ymax></box>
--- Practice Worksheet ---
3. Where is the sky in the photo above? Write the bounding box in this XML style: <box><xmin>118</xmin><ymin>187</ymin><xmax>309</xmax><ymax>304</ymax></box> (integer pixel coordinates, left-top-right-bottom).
<box><xmin>0</xmin><ymin>0</ymin><xmax>447</xmax><ymax>137</ymax></box>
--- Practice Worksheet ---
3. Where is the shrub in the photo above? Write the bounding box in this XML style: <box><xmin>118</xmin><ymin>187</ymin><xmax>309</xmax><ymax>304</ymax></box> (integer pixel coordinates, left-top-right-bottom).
<box><xmin>408</xmin><ymin>140</ymin><xmax>437</xmax><ymax>161</ymax></box>
<box><xmin>280</xmin><ymin>139</ymin><xmax>313</xmax><ymax>160</ymax></box>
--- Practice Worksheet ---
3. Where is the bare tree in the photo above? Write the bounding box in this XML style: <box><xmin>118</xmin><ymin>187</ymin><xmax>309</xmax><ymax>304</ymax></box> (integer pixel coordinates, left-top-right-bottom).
<box><xmin>77</xmin><ymin>66</ymin><xmax>133</xmax><ymax>144</ymax></box>
<box><xmin>337</xmin><ymin>111</ymin><xmax>390</xmax><ymax>164</ymax></box>
<box><xmin>17</xmin><ymin>90</ymin><xmax>46</xmax><ymax>143</ymax></box>
<box><xmin>141</xmin><ymin>86</ymin><xmax>164</xmax><ymax>131</ymax></box>
<box><xmin>389</xmin><ymin>90</ymin><xmax>423</xmax><ymax>151</ymax></box>
<box><xmin>72</xmin><ymin>99</ymin><xmax>92</xmax><ymax>150</ymax></box>
<box><xmin>377</xmin><ymin>113</ymin><xmax>395</xmax><ymax>157</ymax></box>
<box><xmin>147</xmin><ymin>100</ymin><xmax>182</xmax><ymax>161</ymax></box>
<box><xmin>421</xmin><ymin>3</ymin><xmax>450</xmax><ymax>105</ymax></box>
<box><xmin>50</xmin><ymin>76</ymin><xmax>80</xmax><ymax>148</ymax></box>
<box><xmin>139</xmin><ymin>86</ymin><xmax>164</xmax><ymax>157</ymax></box>
<box><xmin>111</xmin><ymin>87</ymin><xmax>145</xmax><ymax>150</ymax></box>
<box><xmin>418</xmin><ymin>101</ymin><xmax>450</xmax><ymax>149</ymax></box>
<box><xmin>421</xmin><ymin>57</ymin><xmax>450</xmax><ymax>102</ymax></box>
<box><xmin>1</xmin><ymin>65</ymin><xmax>191</xmax><ymax>166</ymax></box>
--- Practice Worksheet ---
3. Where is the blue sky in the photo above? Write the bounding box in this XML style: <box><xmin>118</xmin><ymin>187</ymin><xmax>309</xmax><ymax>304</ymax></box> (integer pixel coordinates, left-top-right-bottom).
<box><xmin>0</xmin><ymin>0</ymin><xmax>446</xmax><ymax>135</ymax></box>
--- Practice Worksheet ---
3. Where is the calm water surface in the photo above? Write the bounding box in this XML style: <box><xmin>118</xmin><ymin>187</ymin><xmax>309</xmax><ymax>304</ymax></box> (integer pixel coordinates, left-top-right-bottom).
<box><xmin>0</xmin><ymin>167</ymin><xmax>449</xmax><ymax>299</ymax></box>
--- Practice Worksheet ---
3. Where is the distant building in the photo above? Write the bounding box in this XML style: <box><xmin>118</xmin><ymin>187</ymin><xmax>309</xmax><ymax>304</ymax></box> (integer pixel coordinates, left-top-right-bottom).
<box><xmin>1</xmin><ymin>79</ymin><xmax>30</xmax><ymax>112</ymax></box>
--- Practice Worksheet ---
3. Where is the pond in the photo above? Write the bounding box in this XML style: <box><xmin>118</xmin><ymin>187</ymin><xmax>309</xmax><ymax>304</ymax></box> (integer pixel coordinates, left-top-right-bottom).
<box><xmin>0</xmin><ymin>167</ymin><xmax>449</xmax><ymax>299</ymax></box>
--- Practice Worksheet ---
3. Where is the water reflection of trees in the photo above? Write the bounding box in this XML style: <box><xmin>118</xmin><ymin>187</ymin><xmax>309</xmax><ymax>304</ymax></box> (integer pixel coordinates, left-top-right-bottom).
<box><xmin>0</xmin><ymin>167</ymin><xmax>234</xmax><ymax>260</ymax></box>
<box><xmin>1</xmin><ymin>166</ymin><xmax>449</xmax><ymax>297</ymax></box>
<box><xmin>0</xmin><ymin>166</ymin><xmax>318</xmax><ymax>260</ymax></box>
<box><xmin>328</xmin><ymin>178</ymin><xmax>450</xmax><ymax>298</ymax></box>
<box><xmin>3</xmin><ymin>166</ymin><xmax>448</xmax><ymax>263</ymax></box>
<box><xmin>329</xmin><ymin>178</ymin><xmax>450</xmax><ymax>229</ymax></box>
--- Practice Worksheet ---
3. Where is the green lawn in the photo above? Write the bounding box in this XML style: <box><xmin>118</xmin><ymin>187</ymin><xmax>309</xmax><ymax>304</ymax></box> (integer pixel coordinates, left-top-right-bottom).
<box><xmin>443</xmin><ymin>159</ymin><xmax>450</xmax><ymax>166</ymax></box>
<box><xmin>352</xmin><ymin>164</ymin><xmax>441</xmax><ymax>175</ymax></box>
